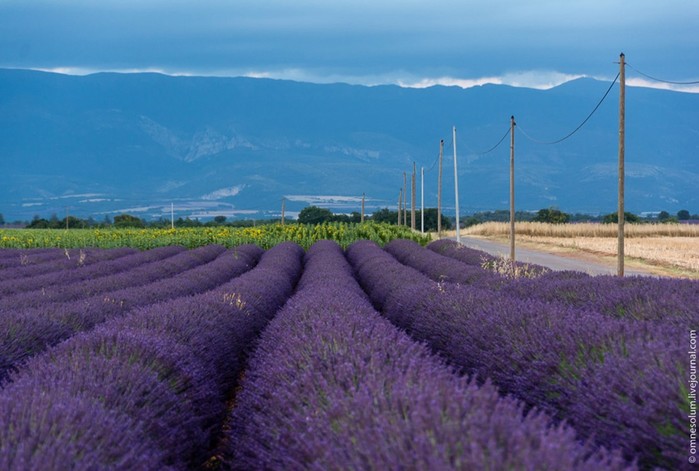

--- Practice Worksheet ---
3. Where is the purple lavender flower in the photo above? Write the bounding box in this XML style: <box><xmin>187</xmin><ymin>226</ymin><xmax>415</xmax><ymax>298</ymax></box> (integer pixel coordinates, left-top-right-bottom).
<box><xmin>227</xmin><ymin>240</ymin><xmax>631</xmax><ymax>470</ymax></box>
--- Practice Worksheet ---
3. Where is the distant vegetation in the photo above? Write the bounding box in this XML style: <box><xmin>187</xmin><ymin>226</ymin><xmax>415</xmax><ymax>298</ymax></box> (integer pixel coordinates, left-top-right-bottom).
<box><xmin>1</xmin><ymin>207</ymin><xmax>696</xmax><ymax>231</ymax></box>
<box><xmin>462</xmin><ymin>208</ymin><xmax>698</xmax><ymax>228</ymax></box>
<box><xmin>0</xmin><ymin>222</ymin><xmax>430</xmax><ymax>250</ymax></box>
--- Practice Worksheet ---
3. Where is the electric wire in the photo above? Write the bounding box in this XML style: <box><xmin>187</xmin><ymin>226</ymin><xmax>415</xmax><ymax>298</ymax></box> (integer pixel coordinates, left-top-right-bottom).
<box><xmin>470</xmin><ymin>127</ymin><xmax>511</xmax><ymax>155</ymax></box>
<box><xmin>626</xmin><ymin>63</ymin><xmax>699</xmax><ymax>85</ymax></box>
<box><xmin>517</xmin><ymin>72</ymin><xmax>620</xmax><ymax>145</ymax></box>
<box><xmin>424</xmin><ymin>151</ymin><xmax>440</xmax><ymax>173</ymax></box>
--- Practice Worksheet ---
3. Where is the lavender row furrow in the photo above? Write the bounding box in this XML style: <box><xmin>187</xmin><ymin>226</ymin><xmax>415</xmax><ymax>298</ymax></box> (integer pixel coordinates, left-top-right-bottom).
<box><xmin>0</xmin><ymin>249</ymin><xmax>27</xmax><ymax>260</ymax></box>
<box><xmin>0</xmin><ymin>242</ymin><xmax>303</xmax><ymax>470</ymax></box>
<box><xmin>347</xmin><ymin>240</ymin><xmax>690</xmax><ymax>470</ymax></box>
<box><xmin>508</xmin><ymin>271</ymin><xmax>699</xmax><ymax>321</ymax></box>
<box><xmin>428</xmin><ymin>239</ymin><xmax>699</xmax><ymax>321</ymax></box>
<box><xmin>0</xmin><ymin>248</ymin><xmax>67</xmax><ymax>271</ymax></box>
<box><xmin>385</xmin><ymin>239</ymin><xmax>503</xmax><ymax>287</ymax></box>
<box><xmin>0</xmin><ymin>247</ymin><xmax>138</xmax><ymax>287</ymax></box>
<box><xmin>227</xmin><ymin>240</ymin><xmax>630</xmax><ymax>470</ymax></box>
<box><xmin>427</xmin><ymin>239</ymin><xmax>496</xmax><ymax>265</ymax></box>
<box><xmin>0</xmin><ymin>246</ymin><xmax>180</xmax><ymax>298</ymax></box>
<box><xmin>0</xmin><ymin>245</ymin><xmax>264</xmax><ymax>384</ymax></box>
<box><xmin>0</xmin><ymin>245</ymin><xmax>220</xmax><ymax>309</ymax></box>
<box><xmin>0</xmin><ymin>248</ymin><xmax>87</xmax><ymax>272</ymax></box>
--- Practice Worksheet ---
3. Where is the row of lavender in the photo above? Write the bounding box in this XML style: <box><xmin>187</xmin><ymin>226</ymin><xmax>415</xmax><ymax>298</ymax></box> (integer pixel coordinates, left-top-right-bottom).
<box><xmin>0</xmin><ymin>247</ymin><xmax>124</xmax><ymax>272</ymax></box>
<box><xmin>349</xmin><ymin>238</ymin><xmax>698</xmax><ymax>469</ymax></box>
<box><xmin>0</xmin><ymin>247</ymin><xmax>138</xmax><ymax>284</ymax></box>
<box><xmin>225</xmin><ymin>240</ymin><xmax>630</xmax><ymax>470</ymax></box>
<box><xmin>0</xmin><ymin>244</ymin><xmax>263</xmax><ymax>383</ymax></box>
<box><xmin>1</xmin><ymin>241</ymin><xmax>689</xmax><ymax>469</ymax></box>
<box><xmin>427</xmin><ymin>238</ymin><xmax>698</xmax><ymax>322</ymax></box>
<box><xmin>0</xmin><ymin>242</ymin><xmax>304</xmax><ymax>469</ymax></box>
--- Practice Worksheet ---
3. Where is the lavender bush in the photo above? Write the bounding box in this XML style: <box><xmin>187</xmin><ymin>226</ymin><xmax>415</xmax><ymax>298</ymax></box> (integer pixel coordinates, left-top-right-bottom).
<box><xmin>0</xmin><ymin>242</ymin><xmax>303</xmax><ymax>470</ymax></box>
<box><xmin>508</xmin><ymin>273</ymin><xmax>699</xmax><ymax>322</ymax></box>
<box><xmin>0</xmin><ymin>244</ymin><xmax>223</xmax><ymax>309</ymax></box>
<box><xmin>385</xmin><ymin>239</ymin><xmax>502</xmax><ymax>286</ymax></box>
<box><xmin>0</xmin><ymin>248</ymin><xmax>136</xmax><ymax>285</ymax></box>
<box><xmin>347</xmin><ymin>240</ymin><xmax>693</xmax><ymax>469</ymax></box>
<box><xmin>0</xmin><ymin>248</ymin><xmax>69</xmax><ymax>271</ymax></box>
<box><xmin>428</xmin><ymin>239</ymin><xmax>699</xmax><ymax>321</ymax></box>
<box><xmin>428</xmin><ymin>238</ymin><xmax>550</xmax><ymax>277</ymax></box>
<box><xmin>0</xmin><ymin>246</ymin><xmax>175</xmax><ymax>297</ymax></box>
<box><xmin>0</xmin><ymin>245</ymin><xmax>264</xmax><ymax>384</ymax></box>
<box><xmin>227</xmin><ymin>240</ymin><xmax>631</xmax><ymax>470</ymax></box>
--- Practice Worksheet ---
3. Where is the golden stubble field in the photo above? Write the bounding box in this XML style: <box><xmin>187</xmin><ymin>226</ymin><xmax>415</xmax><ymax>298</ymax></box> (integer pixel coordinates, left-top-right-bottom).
<box><xmin>459</xmin><ymin>222</ymin><xmax>699</xmax><ymax>278</ymax></box>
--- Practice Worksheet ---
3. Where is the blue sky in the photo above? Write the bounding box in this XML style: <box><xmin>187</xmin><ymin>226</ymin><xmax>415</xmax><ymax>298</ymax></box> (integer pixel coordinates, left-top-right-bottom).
<box><xmin>1</xmin><ymin>0</ymin><xmax>698</xmax><ymax>91</ymax></box>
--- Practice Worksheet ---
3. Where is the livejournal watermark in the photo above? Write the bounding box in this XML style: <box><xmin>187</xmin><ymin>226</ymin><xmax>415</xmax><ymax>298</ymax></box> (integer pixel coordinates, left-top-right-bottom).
<box><xmin>690</xmin><ymin>329</ymin><xmax>697</xmax><ymax>464</ymax></box>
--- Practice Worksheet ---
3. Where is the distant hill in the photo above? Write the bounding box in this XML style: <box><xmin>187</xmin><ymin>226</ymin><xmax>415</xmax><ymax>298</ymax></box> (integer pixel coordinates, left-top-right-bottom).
<box><xmin>1</xmin><ymin>68</ymin><xmax>697</xmax><ymax>221</ymax></box>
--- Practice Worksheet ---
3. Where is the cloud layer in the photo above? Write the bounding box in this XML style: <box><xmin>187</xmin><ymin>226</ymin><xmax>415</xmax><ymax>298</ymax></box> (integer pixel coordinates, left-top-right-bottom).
<box><xmin>1</xmin><ymin>1</ymin><xmax>697</xmax><ymax>90</ymax></box>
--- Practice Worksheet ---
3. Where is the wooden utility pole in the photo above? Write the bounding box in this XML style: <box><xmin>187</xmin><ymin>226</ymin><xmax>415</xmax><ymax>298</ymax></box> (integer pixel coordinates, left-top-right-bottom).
<box><xmin>509</xmin><ymin>116</ymin><xmax>516</xmax><ymax>263</ymax></box>
<box><xmin>453</xmin><ymin>126</ymin><xmax>460</xmax><ymax>244</ymax></box>
<box><xmin>411</xmin><ymin>162</ymin><xmax>416</xmax><ymax>230</ymax></box>
<box><xmin>171</xmin><ymin>203</ymin><xmax>174</xmax><ymax>229</ymax></box>
<box><xmin>281</xmin><ymin>197</ymin><xmax>286</xmax><ymax>225</ymax></box>
<box><xmin>403</xmin><ymin>172</ymin><xmax>407</xmax><ymax>226</ymax></box>
<box><xmin>618</xmin><ymin>53</ymin><xmax>626</xmax><ymax>277</ymax></box>
<box><xmin>420</xmin><ymin>166</ymin><xmax>425</xmax><ymax>233</ymax></box>
<box><xmin>361</xmin><ymin>193</ymin><xmax>365</xmax><ymax>223</ymax></box>
<box><xmin>65</xmin><ymin>206</ymin><xmax>69</xmax><ymax>230</ymax></box>
<box><xmin>437</xmin><ymin>139</ymin><xmax>444</xmax><ymax>236</ymax></box>
<box><xmin>397</xmin><ymin>190</ymin><xmax>402</xmax><ymax>225</ymax></box>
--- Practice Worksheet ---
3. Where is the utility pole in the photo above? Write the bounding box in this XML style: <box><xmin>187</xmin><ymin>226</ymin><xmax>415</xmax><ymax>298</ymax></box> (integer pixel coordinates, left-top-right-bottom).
<box><xmin>453</xmin><ymin>126</ymin><xmax>460</xmax><ymax>244</ymax></box>
<box><xmin>281</xmin><ymin>197</ymin><xmax>286</xmax><ymax>226</ymax></box>
<box><xmin>397</xmin><ymin>190</ymin><xmax>402</xmax><ymax>225</ymax></box>
<box><xmin>403</xmin><ymin>172</ymin><xmax>407</xmax><ymax>226</ymax></box>
<box><xmin>437</xmin><ymin>139</ymin><xmax>444</xmax><ymax>236</ymax></box>
<box><xmin>361</xmin><ymin>193</ymin><xmax>365</xmax><ymax>223</ymax></box>
<box><xmin>411</xmin><ymin>162</ymin><xmax>416</xmax><ymax>230</ymax></box>
<box><xmin>420</xmin><ymin>166</ymin><xmax>425</xmax><ymax>233</ymax></box>
<box><xmin>618</xmin><ymin>53</ymin><xmax>626</xmax><ymax>277</ymax></box>
<box><xmin>171</xmin><ymin>203</ymin><xmax>174</xmax><ymax>229</ymax></box>
<box><xmin>509</xmin><ymin>116</ymin><xmax>516</xmax><ymax>263</ymax></box>
<box><xmin>65</xmin><ymin>206</ymin><xmax>69</xmax><ymax>230</ymax></box>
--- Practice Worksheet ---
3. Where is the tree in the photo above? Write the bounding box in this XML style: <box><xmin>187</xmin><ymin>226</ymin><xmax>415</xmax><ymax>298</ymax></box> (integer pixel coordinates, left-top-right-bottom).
<box><xmin>27</xmin><ymin>216</ymin><xmax>50</xmax><ymax>229</ymax></box>
<box><xmin>0</xmin><ymin>213</ymin><xmax>4</xmax><ymax>226</ymax></box>
<box><xmin>602</xmin><ymin>212</ymin><xmax>639</xmax><ymax>224</ymax></box>
<box><xmin>678</xmin><ymin>209</ymin><xmax>690</xmax><ymax>220</ymax></box>
<box><xmin>533</xmin><ymin>208</ymin><xmax>570</xmax><ymax>224</ymax></box>
<box><xmin>213</xmin><ymin>215</ymin><xmax>227</xmax><ymax>225</ymax></box>
<box><xmin>48</xmin><ymin>213</ymin><xmax>60</xmax><ymax>229</ymax></box>
<box><xmin>371</xmin><ymin>208</ymin><xmax>397</xmax><ymax>224</ymax></box>
<box><xmin>298</xmin><ymin>206</ymin><xmax>333</xmax><ymax>224</ymax></box>
<box><xmin>62</xmin><ymin>216</ymin><xmax>84</xmax><ymax>229</ymax></box>
<box><xmin>114</xmin><ymin>214</ymin><xmax>145</xmax><ymax>228</ymax></box>
<box><xmin>175</xmin><ymin>217</ymin><xmax>202</xmax><ymax>228</ymax></box>
<box><xmin>421</xmin><ymin>208</ymin><xmax>451</xmax><ymax>231</ymax></box>
<box><xmin>658</xmin><ymin>210</ymin><xmax>671</xmax><ymax>221</ymax></box>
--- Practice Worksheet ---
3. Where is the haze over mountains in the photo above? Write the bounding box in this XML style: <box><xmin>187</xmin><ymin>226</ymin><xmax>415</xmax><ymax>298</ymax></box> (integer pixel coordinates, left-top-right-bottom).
<box><xmin>1</xmin><ymin>68</ymin><xmax>697</xmax><ymax>222</ymax></box>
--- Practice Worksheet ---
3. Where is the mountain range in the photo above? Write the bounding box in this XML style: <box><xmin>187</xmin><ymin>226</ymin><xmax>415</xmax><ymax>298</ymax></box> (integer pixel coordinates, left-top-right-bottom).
<box><xmin>1</xmin><ymin>68</ymin><xmax>697</xmax><ymax>222</ymax></box>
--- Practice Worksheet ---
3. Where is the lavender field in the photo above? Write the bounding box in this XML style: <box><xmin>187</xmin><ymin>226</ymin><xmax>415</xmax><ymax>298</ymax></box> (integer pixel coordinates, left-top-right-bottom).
<box><xmin>0</xmin><ymin>240</ymin><xmax>696</xmax><ymax>470</ymax></box>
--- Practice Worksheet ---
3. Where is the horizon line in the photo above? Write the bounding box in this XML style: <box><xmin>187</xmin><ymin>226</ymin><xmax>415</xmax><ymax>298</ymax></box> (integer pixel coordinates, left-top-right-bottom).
<box><xmin>5</xmin><ymin>66</ymin><xmax>699</xmax><ymax>94</ymax></box>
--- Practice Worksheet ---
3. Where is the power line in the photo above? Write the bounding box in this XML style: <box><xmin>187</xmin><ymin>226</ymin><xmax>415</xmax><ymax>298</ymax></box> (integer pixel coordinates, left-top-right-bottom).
<box><xmin>424</xmin><ymin>152</ymin><xmax>440</xmax><ymax>173</ymax></box>
<box><xmin>517</xmin><ymin>72</ymin><xmax>620</xmax><ymax>145</ymax></box>
<box><xmin>470</xmin><ymin>127</ymin><xmax>511</xmax><ymax>155</ymax></box>
<box><xmin>626</xmin><ymin>63</ymin><xmax>699</xmax><ymax>85</ymax></box>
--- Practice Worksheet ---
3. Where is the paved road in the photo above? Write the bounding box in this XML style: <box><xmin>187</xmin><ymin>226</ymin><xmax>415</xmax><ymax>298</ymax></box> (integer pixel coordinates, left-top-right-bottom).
<box><xmin>455</xmin><ymin>237</ymin><xmax>655</xmax><ymax>277</ymax></box>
